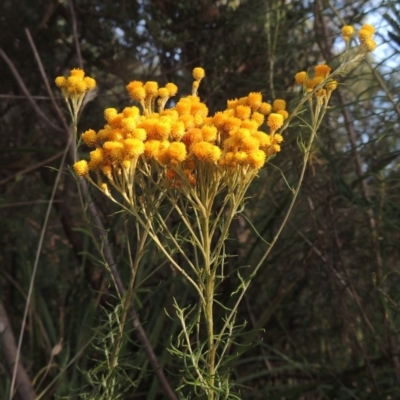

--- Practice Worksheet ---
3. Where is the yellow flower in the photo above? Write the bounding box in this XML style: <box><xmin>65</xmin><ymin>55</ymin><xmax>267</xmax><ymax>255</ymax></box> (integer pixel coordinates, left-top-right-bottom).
<box><xmin>252</xmin><ymin>131</ymin><xmax>271</xmax><ymax>147</ymax></box>
<box><xmin>70</xmin><ymin>68</ymin><xmax>85</xmax><ymax>78</ymax></box>
<box><xmin>122</xmin><ymin>106</ymin><xmax>140</xmax><ymax>118</ymax></box>
<box><xmin>192</xmin><ymin>141</ymin><xmax>221</xmax><ymax>162</ymax></box>
<box><xmin>325</xmin><ymin>80</ymin><xmax>338</xmax><ymax>92</ymax></box>
<box><xmin>361</xmin><ymin>24</ymin><xmax>375</xmax><ymax>34</ymax></box>
<box><xmin>55</xmin><ymin>69</ymin><xmax>96</xmax><ymax>98</ymax></box>
<box><xmin>104</xmin><ymin>108</ymin><xmax>118</xmax><ymax>122</ymax></box>
<box><xmin>124</xmin><ymin>138</ymin><xmax>145</xmax><ymax>158</ymax></box>
<box><xmin>267</xmin><ymin>113</ymin><xmax>284</xmax><ymax>132</ymax></box>
<box><xmin>272</xmin><ymin>99</ymin><xmax>286</xmax><ymax>112</ymax></box>
<box><xmin>234</xmin><ymin>151</ymin><xmax>248</xmax><ymax>164</ymax></box>
<box><xmin>158</xmin><ymin>87</ymin><xmax>170</xmax><ymax>98</ymax></box>
<box><xmin>73</xmin><ymin>160</ymin><xmax>89</xmax><ymax>176</ymax></box>
<box><xmin>227</xmin><ymin>99</ymin><xmax>238</xmax><ymax>109</ymax></box>
<box><xmin>314</xmin><ymin>64</ymin><xmax>331</xmax><ymax>78</ymax></box>
<box><xmin>272</xmin><ymin>133</ymin><xmax>283</xmax><ymax>144</ymax></box>
<box><xmin>192</xmin><ymin>67</ymin><xmax>205</xmax><ymax>80</ymax></box>
<box><xmin>363</xmin><ymin>38</ymin><xmax>377</xmax><ymax>52</ymax></box>
<box><xmin>241</xmin><ymin>120</ymin><xmax>259</xmax><ymax>131</ymax></box>
<box><xmin>201</xmin><ymin>125</ymin><xmax>218</xmax><ymax>142</ymax></box>
<box><xmin>131</xmin><ymin>128</ymin><xmax>147</xmax><ymax>141</ymax></box>
<box><xmin>126</xmin><ymin>81</ymin><xmax>146</xmax><ymax>101</ymax></box>
<box><xmin>55</xmin><ymin>76</ymin><xmax>67</xmax><ymax>88</ymax></box>
<box><xmin>235</xmin><ymin>105</ymin><xmax>251</xmax><ymax>120</ymax></box>
<box><xmin>144</xmin><ymin>81</ymin><xmax>159</xmax><ymax>97</ymax></box>
<box><xmin>294</xmin><ymin>71</ymin><xmax>307</xmax><ymax>85</ymax></box>
<box><xmin>341</xmin><ymin>25</ymin><xmax>355</xmax><ymax>41</ymax></box>
<box><xmin>259</xmin><ymin>102</ymin><xmax>272</xmax><ymax>115</ymax></box>
<box><xmin>277</xmin><ymin>110</ymin><xmax>289</xmax><ymax>120</ymax></box>
<box><xmin>171</xmin><ymin>121</ymin><xmax>185</xmax><ymax>140</ymax></box>
<box><xmin>358</xmin><ymin>29</ymin><xmax>372</xmax><ymax>43</ymax></box>
<box><xmin>144</xmin><ymin>140</ymin><xmax>161</xmax><ymax>158</ymax></box>
<box><xmin>82</xmin><ymin>129</ymin><xmax>98</xmax><ymax>147</ymax></box>
<box><xmin>251</xmin><ymin>112</ymin><xmax>265</xmax><ymax>126</ymax></box>
<box><xmin>247</xmin><ymin>149</ymin><xmax>266</xmax><ymax>169</ymax></box>
<box><xmin>121</xmin><ymin>117</ymin><xmax>137</xmax><ymax>133</ymax></box>
<box><xmin>165</xmin><ymin>83</ymin><xmax>178</xmax><ymax>96</ymax></box>
<box><xmin>166</xmin><ymin>142</ymin><xmax>187</xmax><ymax>164</ymax></box>
<box><xmin>103</xmin><ymin>141</ymin><xmax>124</xmax><ymax>162</ymax></box>
<box><xmin>89</xmin><ymin>148</ymin><xmax>104</xmax><ymax>169</ymax></box>
<box><xmin>84</xmin><ymin>77</ymin><xmax>96</xmax><ymax>90</ymax></box>
<box><xmin>247</xmin><ymin>92</ymin><xmax>262</xmax><ymax>110</ymax></box>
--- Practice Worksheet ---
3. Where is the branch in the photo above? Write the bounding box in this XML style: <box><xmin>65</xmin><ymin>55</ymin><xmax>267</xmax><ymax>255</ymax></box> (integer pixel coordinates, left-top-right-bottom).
<box><xmin>0</xmin><ymin>301</ymin><xmax>36</xmax><ymax>400</ymax></box>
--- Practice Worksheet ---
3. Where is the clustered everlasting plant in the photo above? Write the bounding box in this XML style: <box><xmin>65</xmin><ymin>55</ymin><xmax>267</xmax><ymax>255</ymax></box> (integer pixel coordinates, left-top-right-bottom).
<box><xmin>56</xmin><ymin>24</ymin><xmax>376</xmax><ymax>399</ymax></box>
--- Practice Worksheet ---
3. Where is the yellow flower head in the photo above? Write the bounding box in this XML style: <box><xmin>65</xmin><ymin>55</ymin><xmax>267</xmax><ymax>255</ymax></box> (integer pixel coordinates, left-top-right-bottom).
<box><xmin>158</xmin><ymin>87</ymin><xmax>169</xmax><ymax>98</ymax></box>
<box><xmin>251</xmin><ymin>112</ymin><xmax>265</xmax><ymax>126</ymax></box>
<box><xmin>55</xmin><ymin>69</ymin><xmax>96</xmax><ymax>98</ymax></box>
<box><xmin>70</xmin><ymin>68</ymin><xmax>85</xmax><ymax>78</ymax></box>
<box><xmin>259</xmin><ymin>102</ymin><xmax>272</xmax><ymax>115</ymax></box>
<box><xmin>126</xmin><ymin>81</ymin><xmax>146</xmax><ymax>101</ymax></box>
<box><xmin>358</xmin><ymin>28</ymin><xmax>373</xmax><ymax>43</ymax></box>
<box><xmin>89</xmin><ymin>148</ymin><xmax>104</xmax><ymax>169</ymax></box>
<box><xmin>294</xmin><ymin>71</ymin><xmax>307</xmax><ymax>85</ymax></box>
<box><xmin>247</xmin><ymin>149</ymin><xmax>266</xmax><ymax>169</ymax></box>
<box><xmin>166</xmin><ymin>142</ymin><xmax>187</xmax><ymax>164</ymax></box>
<box><xmin>192</xmin><ymin>67</ymin><xmax>205</xmax><ymax>81</ymax></box>
<box><xmin>122</xmin><ymin>106</ymin><xmax>140</xmax><ymax>118</ymax></box>
<box><xmin>235</xmin><ymin>105</ymin><xmax>251</xmax><ymax>120</ymax></box>
<box><xmin>325</xmin><ymin>80</ymin><xmax>338</xmax><ymax>92</ymax></box>
<box><xmin>363</xmin><ymin>38</ymin><xmax>377</xmax><ymax>52</ymax></box>
<box><xmin>247</xmin><ymin>92</ymin><xmax>262</xmax><ymax>110</ymax></box>
<box><xmin>267</xmin><ymin>113</ymin><xmax>284</xmax><ymax>132</ymax></box>
<box><xmin>84</xmin><ymin>77</ymin><xmax>96</xmax><ymax>90</ymax></box>
<box><xmin>277</xmin><ymin>109</ymin><xmax>289</xmax><ymax>120</ymax></box>
<box><xmin>124</xmin><ymin>138</ymin><xmax>145</xmax><ymax>158</ymax></box>
<box><xmin>55</xmin><ymin>76</ymin><xmax>67</xmax><ymax>88</ymax></box>
<box><xmin>272</xmin><ymin>99</ymin><xmax>286</xmax><ymax>112</ymax></box>
<box><xmin>82</xmin><ymin>129</ymin><xmax>98</xmax><ymax>147</ymax></box>
<box><xmin>103</xmin><ymin>141</ymin><xmax>124</xmax><ymax>162</ymax></box>
<box><xmin>201</xmin><ymin>125</ymin><xmax>218</xmax><ymax>142</ymax></box>
<box><xmin>314</xmin><ymin>64</ymin><xmax>331</xmax><ymax>78</ymax></box>
<box><xmin>192</xmin><ymin>141</ymin><xmax>222</xmax><ymax>163</ymax></box>
<box><xmin>361</xmin><ymin>24</ymin><xmax>375</xmax><ymax>34</ymax></box>
<box><xmin>73</xmin><ymin>160</ymin><xmax>89</xmax><ymax>176</ymax></box>
<box><xmin>144</xmin><ymin>81</ymin><xmax>159</xmax><ymax>97</ymax></box>
<box><xmin>165</xmin><ymin>83</ymin><xmax>178</xmax><ymax>97</ymax></box>
<box><xmin>144</xmin><ymin>140</ymin><xmax>161</xmax><ymax>159</ymax></box>
<box><xmin>341</xmin><ymin>25</ymin><xmax>355</xmax><ymax>41</ymax></box>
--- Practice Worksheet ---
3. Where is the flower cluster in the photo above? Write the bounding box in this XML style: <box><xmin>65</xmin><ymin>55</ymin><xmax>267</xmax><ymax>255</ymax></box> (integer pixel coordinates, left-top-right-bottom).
<box><xmin>72</xmin><ymin>68</ymin><xmax>288</xmax><ymax>191</ymax></box>
<box><xmin>294</xmin><ymin>64</ymin><xmax>337</xmax><ymax>97</ymax></box>
<box><xmin>55</xmin><ymin>68</ymin><xmax>96</xmax><ymax>97</ymax></box>
<box><xmin>55</xmin><ymin>68</ymin><xmax>97</xmax><ymax>120</ymax></box>
<box><xmin>341</xmin><ymin>24</ymin><xmax>376</xmax><ymax>52</ymax></box>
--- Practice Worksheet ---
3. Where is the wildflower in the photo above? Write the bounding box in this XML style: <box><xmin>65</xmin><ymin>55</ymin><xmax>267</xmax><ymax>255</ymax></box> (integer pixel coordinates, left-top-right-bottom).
<box><xmin>55</xmin><ymin>68</ymin><xmax>96</xmax><ymax>96</ymax></box>
<box><xmin>294</xmin><ymin>71</ymin><xmax>307</xmax><ymax>85</ymax></box>
<box><xmin>82</xmin><ymin>129</ymin><xmax>98</xmax><ymax>147</ymax></box>
<box><xmin>144</xmin><ymin>81</ymin><xmax>159</xmax><ymax>97</ymax></box>
<box><xmin>73</xmin><ymin>160</ymin><xmax>89</xmax><ymax>176</ymax></box>
<box><xmin>259</xmin><ymin>102</ymin><xmax>272</xmax><ymax>115</ymax></box>
<box><xmin>267</xmin><ymin>113</ymin><xmax>284</xmax><ymax>132</ymax></box>
<box><xmin>314</xmin><ymin>64</ymin><xmax>331</xmax><ymax>78</ymax></box>
<box><xmin>165</xmin><ymin>83</ymin><xmax>178</xmax><ymax>96</ymax></box>
<box><xmin>247</xmin><ymin>92</ymin><xmax>262</xmax><ymax>110</ymax></box>
<box><xmin>341</xmin><ymin>25</ymin><xmax>355</xmax><ymax>41</ymax></box>
<box><xmin>193</xmin><ymin>67</ymin><xmax>205</xmax><ymax>81</ymax></box>
<box><xmin>192</xmin><ymin>141</ymin><xmax>221</xmax><ymax>162</ymax></box>
<box><xmin>272</xmin><ymin>99</ymin><xmax>286</xmax><ymax>112</ymax></box>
